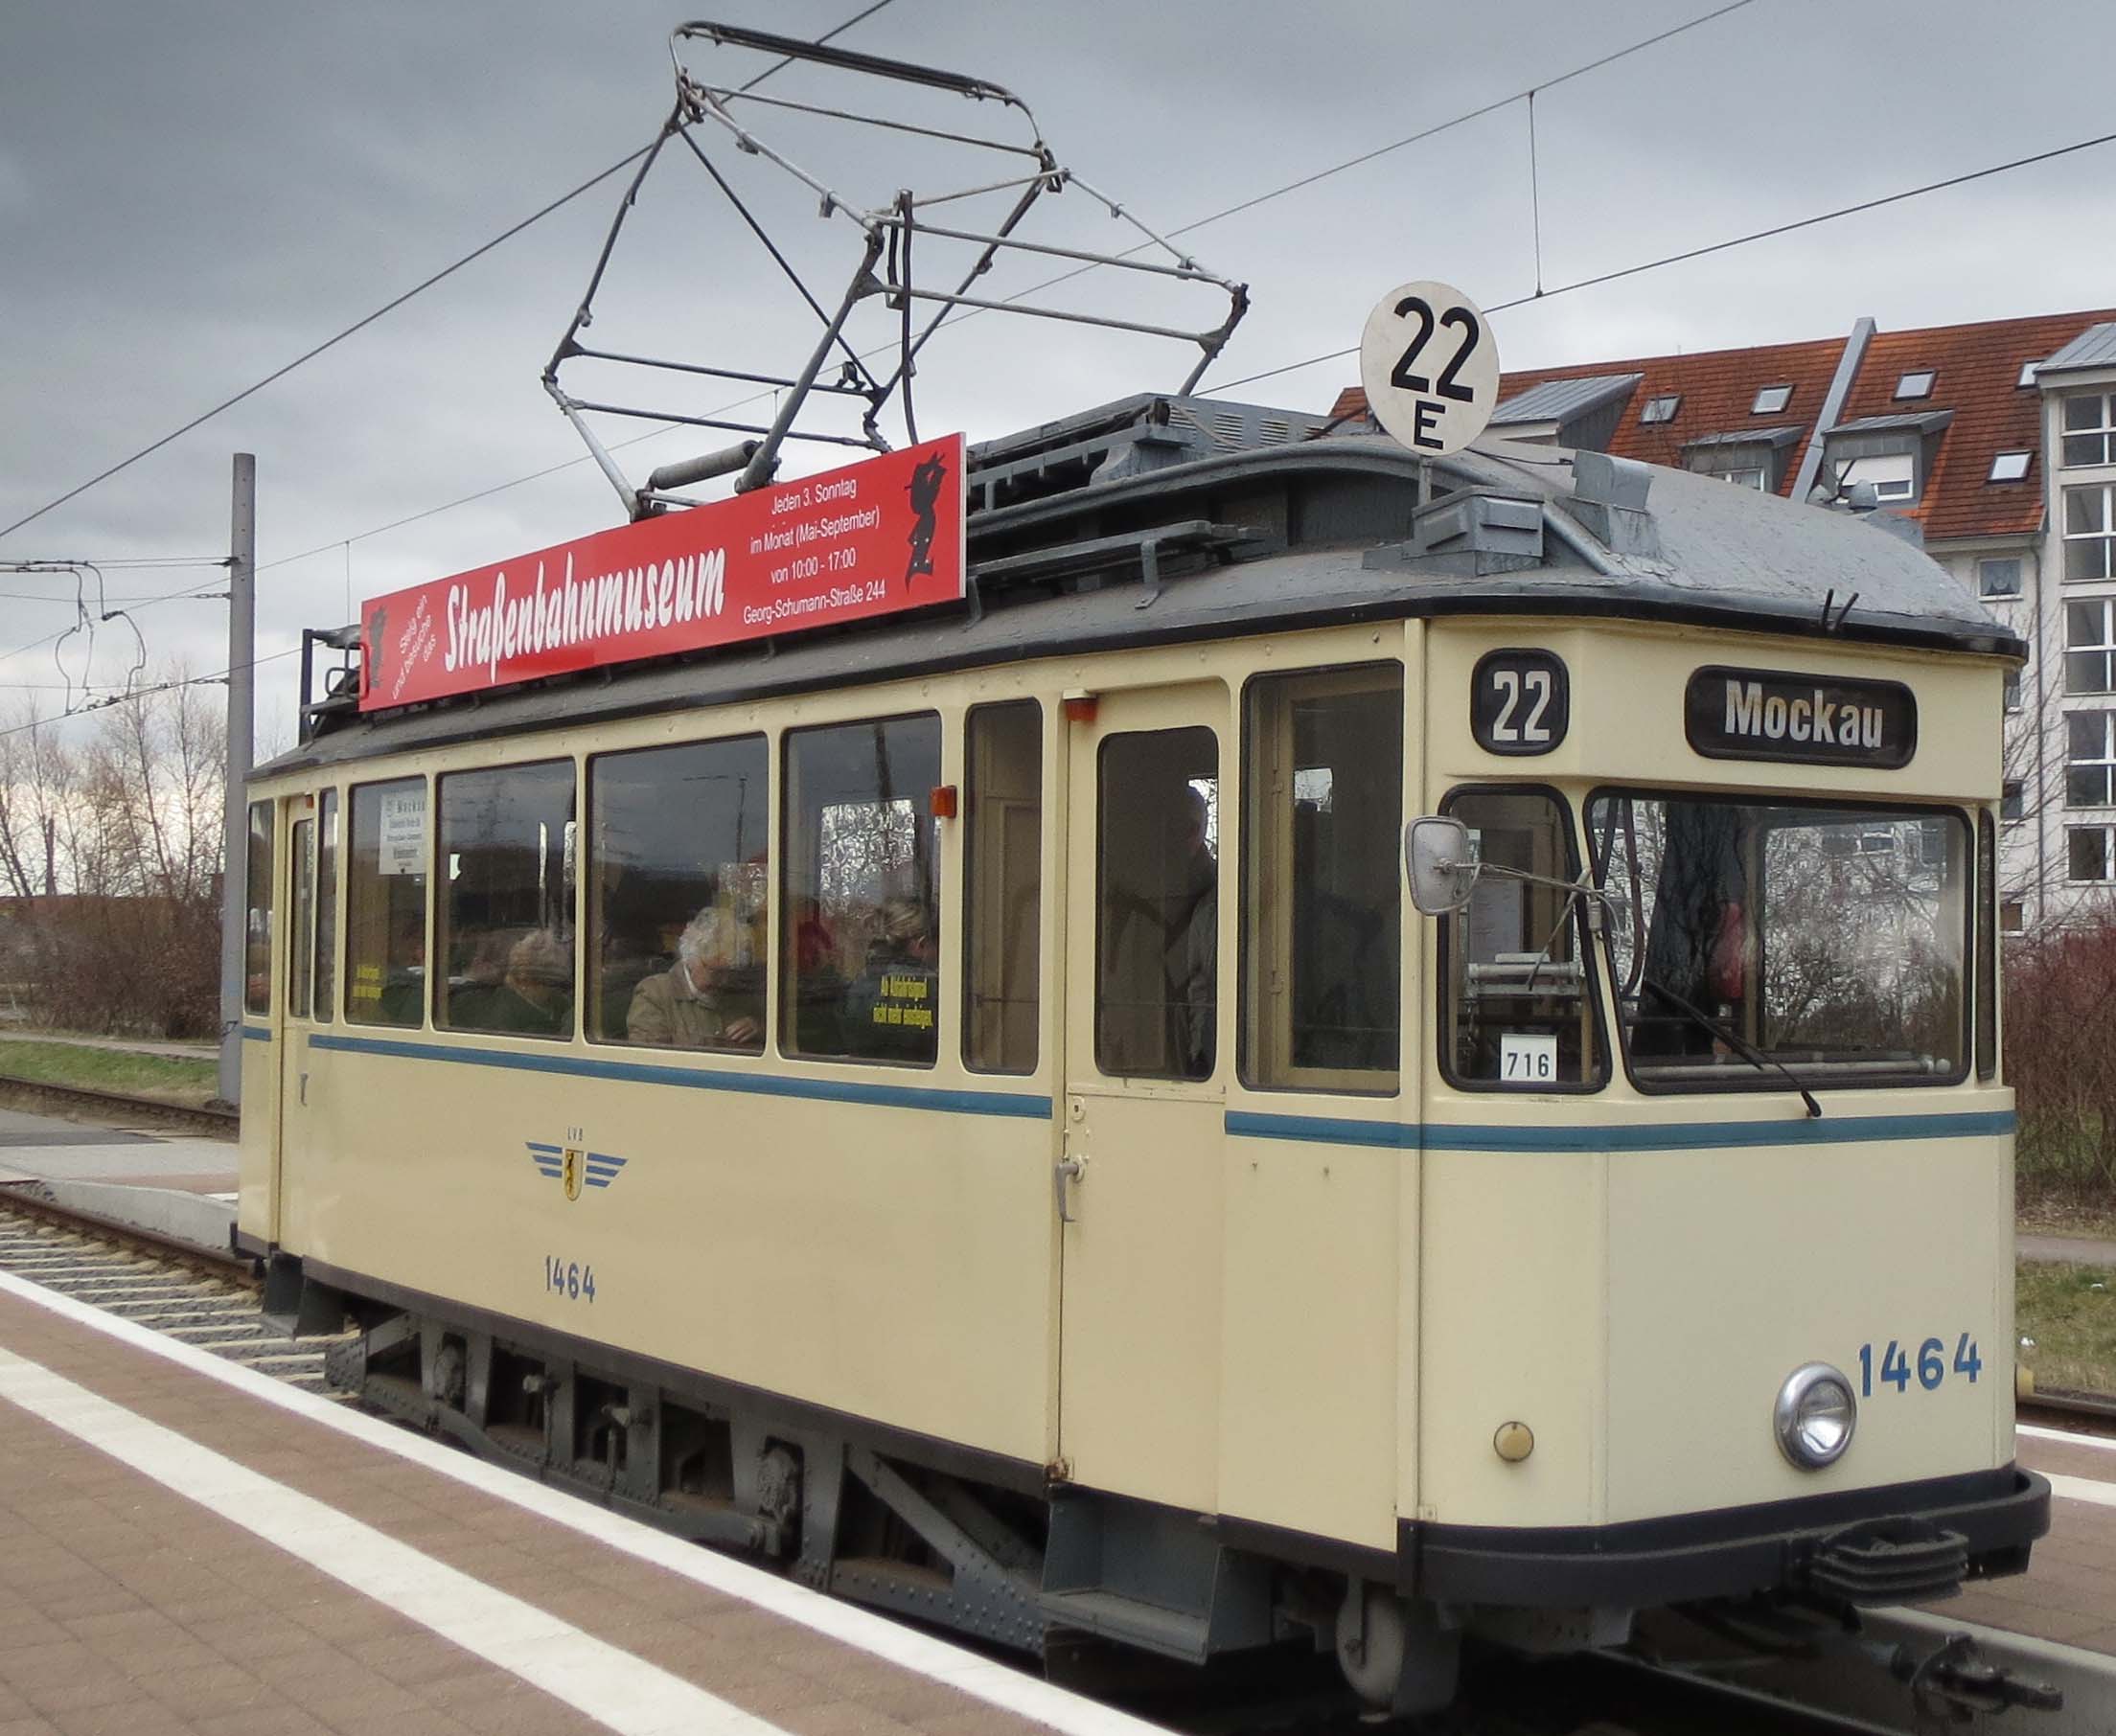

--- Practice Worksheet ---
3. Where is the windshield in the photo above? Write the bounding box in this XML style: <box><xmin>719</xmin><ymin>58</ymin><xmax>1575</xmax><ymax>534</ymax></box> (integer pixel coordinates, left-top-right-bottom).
<box><xmin>1586</xmin><ymin>793</ymin><xmax>1967</xmax><ymax>1087</ymax></box>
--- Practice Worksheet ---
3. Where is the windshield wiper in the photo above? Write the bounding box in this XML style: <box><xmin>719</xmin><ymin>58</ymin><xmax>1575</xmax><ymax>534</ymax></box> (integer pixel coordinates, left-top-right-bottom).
<box><xmin>1640</xmin><ymin>978</ymin><xmax>1823</xmax><ymax>1119</ymax></box>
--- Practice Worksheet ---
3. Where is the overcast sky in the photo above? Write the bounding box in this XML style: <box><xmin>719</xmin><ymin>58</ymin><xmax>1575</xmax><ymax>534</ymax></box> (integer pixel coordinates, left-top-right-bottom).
<box><xmin>4</xmin><ymin>0</ymin><xmax>2112</xmax><ymax>751</ymax></box>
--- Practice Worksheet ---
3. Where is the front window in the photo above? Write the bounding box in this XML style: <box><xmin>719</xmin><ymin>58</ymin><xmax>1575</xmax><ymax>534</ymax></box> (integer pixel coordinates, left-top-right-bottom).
<box><xmin>1587</xmin><ymin>793</ymin><xmax>1967</xmax><ymax>1088</ymax></box>
<box><xmin>2067</xmin><ymin>601</ymin><xmax>2116</xmax><ymax>695</ymax></box>
<box><xmin>1979</xmin><ymin>558</ymin><xmax>2021</xmax><ymax>598</ymax></box>
<box><xmin>1439</xmin><ymin>788</ymin><xmax>1605</xmax><ymax>1090</ymax></box>
<box><xmin>2066</xmin><ymin>711</ymin><xmax>2116</xmax><ymax>807</ymax></box>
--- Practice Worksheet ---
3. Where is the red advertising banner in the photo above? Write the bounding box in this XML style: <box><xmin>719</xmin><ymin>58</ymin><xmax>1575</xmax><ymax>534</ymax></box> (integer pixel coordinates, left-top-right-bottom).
<box><xmin>358</xmin><ymin>433</ymin><xmax>966</xmax><ymax>712</ymax></box>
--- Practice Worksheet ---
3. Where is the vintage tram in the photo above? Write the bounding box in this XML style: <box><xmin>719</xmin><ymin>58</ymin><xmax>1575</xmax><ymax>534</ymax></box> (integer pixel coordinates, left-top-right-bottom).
<box><xmin>238</xmin><ymin>393</ymin><xmax>2044</xmax><ymax>1711</ymax></box>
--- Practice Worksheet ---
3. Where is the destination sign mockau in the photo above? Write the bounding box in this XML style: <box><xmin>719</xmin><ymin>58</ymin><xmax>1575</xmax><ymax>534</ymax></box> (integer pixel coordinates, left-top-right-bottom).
<box><xmin>357</xmin><ymin>433</ymin><xmax>966</xmax><ymax>712</ymax></box>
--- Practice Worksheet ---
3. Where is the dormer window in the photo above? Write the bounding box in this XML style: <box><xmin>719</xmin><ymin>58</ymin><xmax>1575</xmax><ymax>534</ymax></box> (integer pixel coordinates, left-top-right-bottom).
<box><xmin>1752</xmin><ymin>384</ymin><xmax>1792</xmax><ymax>414</ymax></box>
<box><xmin>1990</xmin><ymin>451</ymin><xmax>2032</xmax><ymax>483</ymax></box>
<box><xmin>2020</xmin><ymin>360</ymin><xmax>2043</xmax><ymax>389</ymax></box>
<box><xmin>1838</xmin><ymin>452</ymin><xmax>1915</xmax><ymax>503</ymax></box>
<box><xmin>1895</xmin><ymin>370</ymin><xmax>1937</xmax><ymax>400</ymax></box>
<box><xmin>1640</xmin><ymin>394</ymin><xmax>1681</xmax><ymax>424</ymax></box>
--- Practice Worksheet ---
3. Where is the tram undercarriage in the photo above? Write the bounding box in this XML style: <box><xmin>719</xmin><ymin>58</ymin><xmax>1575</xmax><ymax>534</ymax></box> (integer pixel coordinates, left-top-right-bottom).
<box><xmin>269</xmin><ymin>1252</ymin><xmax>2053</xmax><ymax>1718</ymax></box>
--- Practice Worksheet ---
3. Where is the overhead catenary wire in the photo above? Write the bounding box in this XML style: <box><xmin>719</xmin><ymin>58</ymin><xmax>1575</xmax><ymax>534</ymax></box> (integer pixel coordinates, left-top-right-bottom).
<box><xmin>0</xmin><ymin>0</ymin><xmax>898</xmax><ymax>549</ymax></box>
<box><xmin>1205</xmin><ymin>121</ymin><xmax>2116</xmax><ymax>397</ymax></box>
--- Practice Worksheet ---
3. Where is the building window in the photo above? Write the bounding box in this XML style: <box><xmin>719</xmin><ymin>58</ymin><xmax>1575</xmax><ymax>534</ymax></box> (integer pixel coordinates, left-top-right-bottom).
<box><xmin>2001</xmin><ymin>780</ymin><xmax>2024</xmax><ymax>822</ymax></box>
<box><xmin>2005</xmin><ymin>667</ymin><xmax>2023</xmax><ymax>711</ymax></box>
<box><xmin>2062</xmin><ymin>393</ymin><xmax>2116</xmax><ymax>468</ymax></box>
<box><xmin>1839</xmin><ymin>451</ymin><xmax>1915</xmax><ymax>503</ymax></box>
<box><xmin>963</xmin><ymin>701</ymin><xmax>1043</xmax><ymax>1075</ymax></box>
<box><xmin>2067</xmin><ymin>711</ymin><xmax>2116</xmax><ymax>807</ymax></box>
<box><xmin>436</xmin><ymin>762</ymin><xmax>577</xmax><ymax>1039</ymax></box>
<box><xmin>1640</xmin><ymin>394</ymin><xmax>1681</xmax><ymax>424</ymax></box>
<box><xmin>2069</xmin><ymin>826</ymin><xmax>2112</xmax><ymax>881</ymax></box>
<box><xmin>1989</xmin><ymin>451</ymin><xmax>2032</xmax><ymax>483</ymax></box>
<box><xmin>2019</xmin><ymin>360</ymin><xmax>2042</xmax><ymax>389</ymax></box>
<box><xmin>1241</xmin><ymin>664</ymin><xmax>1403</xmax><ymax>1092</ymax></box>
<box><xmin>1979</xmin><ymin>558</ymin><xmax>2021</xmax><ymax>597</ymax></box>
<box><xmin>2068</xmin><ymin>601</ymin><xmax>2116</xmax><ymax>695</ymax></box>
<box><xmin>1752</xmin><ymin>384</ymin><xmax>1793</xmax><ymax>414</ymax></box>
<box><xmin>346</xmin><ymin>778</ymin><xmax>427</xmax><ymax>1028</ymax></box>
<box><xmin>781</xmin><ymin>715</ymin><xmax>942</xmax><ymax>1066</ymax></box>
<box><xmin>586</xmin><ymin>735</ymin><xmax>767</xmax><ymax>1053</ymax></box>
<box><xmin>1711</xmin><ymin>466</ymin><xmax>1768</xmax><ymax>491</ymax></box>
<box><xmin>2001</xmin><ymin>900</ymin><xmax>2025</xmax><ymax>932</ymax></box>
<box><xmin>2064</xmin><ymin>484</ymin><xmax>2116</xmax><ymax>581</ymax></box>
<box><xmin>1896</xmin><ymin>370</ymin><xmax>1936</xmax><ymax>400</ymax></box>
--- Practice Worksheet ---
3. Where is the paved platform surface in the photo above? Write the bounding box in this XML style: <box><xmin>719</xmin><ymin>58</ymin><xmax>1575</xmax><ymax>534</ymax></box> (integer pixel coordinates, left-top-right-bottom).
<box><xmin>1937</xmin><ymin>1428</ymin><xmax>2116</xmax><ymax>1653</ymax></box>
<box><xmin>0</xmin><ymin>1107</ymin><xmax>234</xmax><ymax>1201</ymax></box>
<box><xmin>0</xmin><ymin>1272</ymin><xmax>1150</xmax><ymax>1736</ymax></box>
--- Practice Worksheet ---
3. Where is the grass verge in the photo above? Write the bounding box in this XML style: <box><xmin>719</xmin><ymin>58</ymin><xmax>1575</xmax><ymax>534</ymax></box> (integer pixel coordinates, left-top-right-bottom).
<box><xmin>0</xmin><ymin>1040</ymin><xmax>218</xmax><ymax>1108</ymax></box>
<box><xmin>2018</xmin><ymin>1260</ymin><xmax>2116</xmax><ymax>1397</ymax></box>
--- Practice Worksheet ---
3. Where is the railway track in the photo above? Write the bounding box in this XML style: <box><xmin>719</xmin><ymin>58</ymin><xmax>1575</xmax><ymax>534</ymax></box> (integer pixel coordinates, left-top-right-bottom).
<box><xmin>0</xmin><ymin>1194</ymin><xmax>348</xmax><ymax>1394</ymax></box>
<box><xmin>0</xmin><ymin>1070</ymin><xmax>238</xmax><ymax>1139</ymax></box>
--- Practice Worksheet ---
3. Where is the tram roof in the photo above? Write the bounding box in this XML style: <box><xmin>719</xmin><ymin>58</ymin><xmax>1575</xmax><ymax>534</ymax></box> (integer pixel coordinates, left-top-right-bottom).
<box><xmin>265</xmin><ymin>396</ymin><xmax>2021</xmax><ymax>778</ymax></box>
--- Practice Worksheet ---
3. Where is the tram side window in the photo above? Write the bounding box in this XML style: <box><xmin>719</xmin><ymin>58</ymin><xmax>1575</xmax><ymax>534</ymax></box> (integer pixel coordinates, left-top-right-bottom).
<box><xmin>437</xmin><ymin>762</ymin><xmax>577</xmax><ymax>1039</ymax></box>
<box><xmin>288</xmin><ymin>817</ymin><xmax>314</xmax><ymax>1019</ymax></box>
<box><xmin>782</xmin><ymin>716</ymin><xmax>941</xmax><ymax>1065</ymax></box>
<box><xmin>347</xmin><ymin>778</ymin><xmax>428</xmax><ymax>1028</ymax></box>
<box><xmin>587</xmin><ymin>736</ymin><xmax>767</xmax><ymax>1053</ymax></box>
<box><xmin>1439</xmin><ymin>789</ymin><xmax>1605</xmax><ymax>1090</ymax></box>
<box><xmin>314</xmin><ymin>790</ymin><xmax>337</xmax><ymax>1025</ymax></box>
<box><xmin>243</xmin><ymin>801</ymin><xmax>272</xmax><ymax>1016</ymax></box>
<box><xmin>1096</xmin><ymin>727</ymin><xmax>1219</xmax><ymax>1081</ymax></box>
<box><xmin>963</xmin><ymin>702</ymin><xmax>1042</xmax><ymax>1074</ymax></box>
<box><xmin>1241</xmin><ymin>666</ymin><xmax>1402</xmax><ymax>1092</ymax></box>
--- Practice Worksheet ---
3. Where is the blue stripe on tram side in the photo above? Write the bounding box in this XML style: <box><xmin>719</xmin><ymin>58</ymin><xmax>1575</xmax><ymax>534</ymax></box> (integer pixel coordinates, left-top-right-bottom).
<box><xmin>240</xmin><ymin>1025</ymin><xmax>272</xmax><ymax>1043</ymax></box>
<box><xmin>1226</xmin><ymin>1108</ymin><xmax>2015</xmax><ymax>1153</ymax></box>
<box><xmin>306</xmin><ymin>1032</ymin><xmax>1052</xmax><ymax>1121</ymax></box>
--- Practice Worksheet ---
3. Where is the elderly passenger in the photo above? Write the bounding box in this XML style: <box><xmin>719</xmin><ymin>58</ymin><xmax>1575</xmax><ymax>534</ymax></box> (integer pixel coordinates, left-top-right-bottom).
<box><xmin>626</xmin><ymin>906</ymin><xmax>763</xmax><ymax>1051</ymax></box>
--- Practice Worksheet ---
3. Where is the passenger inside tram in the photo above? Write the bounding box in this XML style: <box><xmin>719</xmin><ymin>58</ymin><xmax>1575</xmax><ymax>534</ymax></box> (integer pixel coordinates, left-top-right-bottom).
<box><xmin>626</xmin><ymin>905</ymin><xmax>764</xmax><ymax>1052</ymax></box>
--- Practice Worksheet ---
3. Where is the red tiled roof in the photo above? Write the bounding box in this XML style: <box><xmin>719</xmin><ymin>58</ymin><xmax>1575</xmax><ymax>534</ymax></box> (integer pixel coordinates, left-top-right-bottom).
<box><xmin>1838</xmin><ymin>308</ymin><xmax>2116</xmax><ymax>540</ymax></box>
<box><xmin>1329</xmin><ymin>307</ymin><xmax>2116</xmax><ymax>542</ymax></box>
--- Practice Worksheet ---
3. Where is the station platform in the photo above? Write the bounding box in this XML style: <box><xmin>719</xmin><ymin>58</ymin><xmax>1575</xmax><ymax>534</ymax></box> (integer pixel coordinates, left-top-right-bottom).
<box><xmin>0</xmin><ymin>1269</ymin><xmax>1155</xmax><ymax>1736</ymax></box>
<box><xmin>1938</xmin><ymin>1427</ymin><xmax>2116</xmax><ymax>1650</ymax></box>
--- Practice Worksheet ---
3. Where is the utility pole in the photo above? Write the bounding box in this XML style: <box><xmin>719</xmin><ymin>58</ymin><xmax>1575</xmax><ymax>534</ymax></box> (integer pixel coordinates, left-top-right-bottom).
<box><xmin>216</xmin><ymin>454</ymin><xmax>256</xmax><ymax>1109</ymax></box>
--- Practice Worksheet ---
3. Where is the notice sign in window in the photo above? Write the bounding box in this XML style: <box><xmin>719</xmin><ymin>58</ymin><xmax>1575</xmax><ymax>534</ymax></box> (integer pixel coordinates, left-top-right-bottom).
<box><xmin>378</xmin><ymin>785</ymin><xmax>426</xmax><ymax>876</ymax></box>
<box><xmin>1685</xmin><ymin>666</ymin><xmax>1917</xmax><ymax>769</ymax></box>
<box><xmin>357</xmin><ymin>434</ymin><xmax>966</xmax><ymax>711</ymax></box>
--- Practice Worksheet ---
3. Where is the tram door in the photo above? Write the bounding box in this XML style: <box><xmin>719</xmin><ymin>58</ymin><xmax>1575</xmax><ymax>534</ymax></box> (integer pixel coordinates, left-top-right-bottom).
<box><xmin>275</xmin><ymin>790</ymin><xmax>334</xmax><ymax>1246</ymax></box>
<box><xmin>1058</xmin><ymin>683</ymin><xmax>1228</xmax><ymax>1511</ymax></box>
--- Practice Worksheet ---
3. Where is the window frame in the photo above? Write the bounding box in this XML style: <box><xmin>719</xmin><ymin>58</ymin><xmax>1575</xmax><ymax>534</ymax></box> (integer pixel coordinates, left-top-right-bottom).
<box><xmin>2066</xmin><ymin>709</ymin><xmax>2116</xmax><ymax>808</ymax></box>
<box><xmin>1436</xmin><ymin>782</ymin><xmax>1608</xmax><ymax>1097</ymax></box>
<box><xmin>313</xmin><ymin>788</ymin><xmax>338</xmax><ymax>1025</ymax></box>
<box><xmin>1640</xmin><ymin>394</ymin><xmax>1681</xmax><ymax>424</ymax></box>
<box><xmin>2063</xmin><ymin>483</ymin><xmax>2116</xmax><ymax>582</ymax></box>
<box><xmin>288</xmin><ymin>812</ymin><xmax>315</xmax><ymax>1020</ymax></box>
<box><xmin>2062</xmin><ymin>392</ymin><xmax>2116</xmax><ymax>468</ymax></box>
<box><xmin>2068</xmin><ymin>824</ymin><xmax>2113</xmax><ymax>882</ymax></box>
<box><xmin>1752</xmin><ymin>384</ymin><xmax>1793</xmax><ymax>415</ymax></box>
<box><xmin>961</xmin><ymin>699</ymin><xmax>1044</xmax><ymax>1078</ymax></box>
<box><xmin>344</xmin><ymin>774</ymin><xmax>429</xmax><ymax>1030</ymax></box>
<box><xmin>1988</xmin><ymin>451</ymin><xmax>2032</xmax><ymax>484</ymax></box>
<box><xmin>1975</xmin><ymin>811</ymin><xmax>1996</xmax><ymax>1082</ymax></box>
<box><xmin>1584</xmin><ymin>786</ymin><xmax>1974</xmax><ymax>1097</ymax></box>
<box><xmin>433</xmin><ymin>758</ymin><xmax>580</xmax><ymax>1040</ymax></box>
<box><xmin>779</xmin><ymin>711</ymin><xmax>944</xmax><ymax>1069</ymax></box>
<box><xmin>1895</xmin><ymin>370</ymin><xmax>1936</xmax><ymax>400</ymax></box>
<box><xmin>1978</xmin><ymin>557</ymin><xmax>2022</xmax><ymax>598</ymax></box>
<box><xmin>2066</xmin><ymin>600</ymin><xmax>2116</xmax><ymax>696</ymax></box>
<box><xmin>582</xmin><ymin>731</ymin><xmax>769</xmax><ymax>1056</ymax></box>
<box><xmin>243</xmin><ymin>800</ymin><xmax>274</xmax><ymax>1016</ymax></box>
<box><xmin>1237</xmin><ymin>661</ymin><xmax>1405</xmax><ymax>1099</ymax></box>
<box><xmin>1838</xmin><ymin>450</ymin><xmax>1916</xmax><ymax>503</ymax></box>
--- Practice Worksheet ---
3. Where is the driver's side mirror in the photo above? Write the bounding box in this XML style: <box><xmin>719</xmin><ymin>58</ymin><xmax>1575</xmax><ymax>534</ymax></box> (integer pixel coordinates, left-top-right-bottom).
<box><xmin>1404</xmin><ymin>815</ymin><xmax>1479</xmax><ymax>915</ymax></box>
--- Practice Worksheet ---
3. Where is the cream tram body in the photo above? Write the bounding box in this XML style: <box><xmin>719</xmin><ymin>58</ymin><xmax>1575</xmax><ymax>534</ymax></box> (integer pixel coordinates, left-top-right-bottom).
<box><xmin>239</xmin><ymin>405</ymin><xmax>2044</xmax><ymax>1704</ymax></box>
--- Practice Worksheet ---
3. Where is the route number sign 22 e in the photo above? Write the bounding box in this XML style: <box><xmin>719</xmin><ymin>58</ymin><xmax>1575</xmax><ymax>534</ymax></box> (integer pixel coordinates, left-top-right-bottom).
<box><xmin>1357</xmin><ymin>280</ymin><xmax>1501</xmax><ymax>458</ymax></box>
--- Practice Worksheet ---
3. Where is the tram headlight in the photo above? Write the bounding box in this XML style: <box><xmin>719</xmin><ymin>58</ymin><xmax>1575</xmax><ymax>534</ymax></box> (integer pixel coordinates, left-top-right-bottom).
<box><xmin>1773</xmin><ymin>1362</ymin><xmax>1856</xmax><ymax>1470</ymax></box>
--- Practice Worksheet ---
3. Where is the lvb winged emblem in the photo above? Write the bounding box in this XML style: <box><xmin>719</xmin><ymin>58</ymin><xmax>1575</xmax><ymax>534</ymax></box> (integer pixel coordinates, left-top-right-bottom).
<box><xmin>527</xmin><ymin>1141</ymin><xmax>628</xmax><ymax>1202</ymax></box>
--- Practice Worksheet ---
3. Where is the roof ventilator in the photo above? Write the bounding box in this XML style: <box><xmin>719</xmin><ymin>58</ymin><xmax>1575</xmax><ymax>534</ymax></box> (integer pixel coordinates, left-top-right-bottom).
<box><xmin>1568</xmin><ymin>450</ymin><xmax>1662</xmax><ymax>560</ymax></box>
<box><xmin>1365</xmin><ymin>483</ymin><xmax>1544</xmax><ymax>577</ymax></box>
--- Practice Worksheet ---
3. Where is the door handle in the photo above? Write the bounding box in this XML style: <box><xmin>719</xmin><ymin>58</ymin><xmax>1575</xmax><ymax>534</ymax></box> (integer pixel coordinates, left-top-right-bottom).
<box><xmin>298</xmin><ymin>1071</ymin><xmax>309</xmax><ymax>1107</ymax></box>
<box><xmin>1053</xmin><ymin>1156</ymin><xmax>1086</xmax><ymax>1224</ymax></box>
